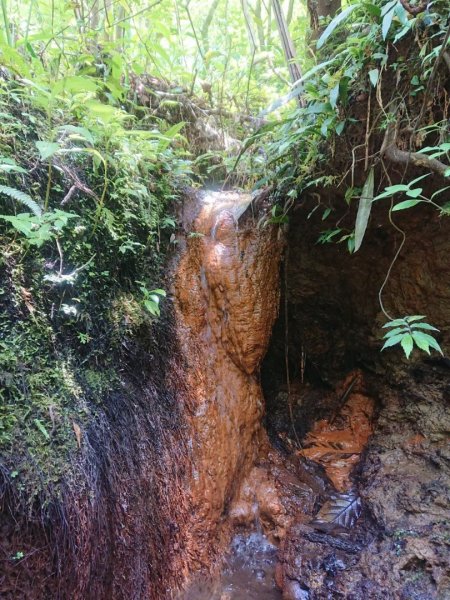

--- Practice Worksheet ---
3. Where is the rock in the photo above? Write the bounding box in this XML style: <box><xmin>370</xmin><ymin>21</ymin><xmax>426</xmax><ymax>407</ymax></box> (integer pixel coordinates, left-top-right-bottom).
<box><xmin>283</xmin><ymin>579</ymin><xmax>310</xmax><ymax>600</ymax></box>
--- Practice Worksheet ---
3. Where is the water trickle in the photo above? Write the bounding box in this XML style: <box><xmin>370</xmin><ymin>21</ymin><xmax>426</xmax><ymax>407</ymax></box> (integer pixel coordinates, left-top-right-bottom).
<box><xmin>182</xmin><ymin>533</ymin><xmax>281</xmax><ymax>600</ymax></box>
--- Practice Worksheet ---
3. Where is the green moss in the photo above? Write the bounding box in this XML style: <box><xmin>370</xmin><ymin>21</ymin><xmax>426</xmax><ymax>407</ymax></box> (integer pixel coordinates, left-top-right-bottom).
<box><xmin>0</xmin><ymin>78</ymin><xmax>189</xmax><ymax>510</ymax></box>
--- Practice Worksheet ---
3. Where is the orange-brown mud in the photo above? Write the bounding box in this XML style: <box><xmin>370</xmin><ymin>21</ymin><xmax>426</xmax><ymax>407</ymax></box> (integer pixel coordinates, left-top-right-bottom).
<box><xmin>299</xmin><ymin>371</ymin><xmax>375</xmax><ymax>491</ymax></box>
<box><xmin>172</xmin><ymin>190</ymin><xmax>284</xmax><ymax>574</ymax></box>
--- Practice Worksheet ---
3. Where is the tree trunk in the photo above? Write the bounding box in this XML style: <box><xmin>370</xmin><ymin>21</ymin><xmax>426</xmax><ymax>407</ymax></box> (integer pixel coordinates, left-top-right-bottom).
<box><xmin>271</xmin><ymin>0</ymin><xmax>302</xmax><ymax>87</ymax></box>
<box><xmin>308</xmin><ymin>0</ymin><xmax>341</xmax><ymax>33</ymax></box>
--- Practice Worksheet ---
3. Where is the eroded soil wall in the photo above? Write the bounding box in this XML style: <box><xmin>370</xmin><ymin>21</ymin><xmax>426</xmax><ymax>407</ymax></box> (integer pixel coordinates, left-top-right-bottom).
<box><xmin>264</xmin><ymin>197</ymin><xmax>450</xmax><ymax>599</ymax></box>
<box><xmin>172</xmin><ymin>190</ymin><xmax>284</xmax><ymax>572</ymax></box>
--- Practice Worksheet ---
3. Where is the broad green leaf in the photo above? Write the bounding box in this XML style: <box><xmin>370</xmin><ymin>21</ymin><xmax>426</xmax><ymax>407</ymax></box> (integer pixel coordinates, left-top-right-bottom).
<box><xmin>392</xmin><ymin>199</ymin><xmax>422</xmax><ymax>211</ymax></box>
<box><xmin>364</xmin><ymin>2</ymin><xmax>381</xmax><ymax>18</ymax></box>
<box><xmin>384</xmin><ymin>326</ymin><xmax>408</xmax><ymax>338</ymax></box>
<box><xmin>335</xmin><ymin>120</ymin><xmax>346</xmax><ymax>135</ymax></box>
<box><xmin>0</xmin><ymin>214</ymin><xmax>34</xmax><ymax>235</ymax></box>
<box><xmin>143</xmin><ymin>299</ymin><xmax>160</xmax><ymax>316</ymax></box>
<box><xmin>354</xmin><ymin>167</ymin><xmax>374</xmax><ymax>252</ymax></box>
<box><xmin>382</xmin><ymin>3</ymin><xmax>396</xmax><ymax>40</ymax></box>
<box><xmin>368</xmin><ymin>69</ymin><xmax>379</xmax><ymax>87</ymax></box>
<box><xmin>373</xmin><ymin>184</ymin><xmax>409</xmax><ymax>200</ymax></box>
<box><xmin>401</xmin><ymin>334</ymin><xmax>414</xmax><ymax>358</ymax></box>
<box><xmin>382</xmin><ymin>318</ymin><xmax>408</xmax><ymax>328</ymax></box>
<box><xmin>405</xmin><ymin>188</ymin><xmax>422</xmax><ymax>198</ymax></box>
<box><xmin>329</xmin><ymin>83</ymin><xmax>340</xmax><ymax>109</ymax></box>
<box><xmin>411</xmin><ymin>323</ymin><xmax>439</xmax><ymax>332</ymax></box>
<box><xmin>59</xmin><ymin>125</ymin><xmax>95</xmax><ymax>145</ymax></box>
<box><xmin>411</xmin><ymin>331</ymin><xmax>443</xmax><ymax>355</ymax></box>
<box><xmin>35</xmin><ymin>141</ymin><xmax>60</xmax><ymax>161</ymax></box>
<box><xmin>411</xmin><ymin>332</ymin><xmax>430</xmax><ymax>354</ymax></box>
<box><xmin>53</xmin><ymin>76</ymin><xmax>98</xmax><ymax>95</ymax></box>
<box><xmin>381</xmin><ymin>333</ymin><xmax>405</xmax><ymax>350</ymax></box>
<box><xmin>405</xmin><ymin>315</ymin><xmax>426</xmax><ymax>323</ymax></box>
<box><xmin>164</xmin><ymin>122</ymin><xmax>186</xmax><ymax>139</ymax></box>
<box><xmin>381</xmin><ymin>0</ymin><xmax>397</xmax><ymax>17</ymax></box>
<box><xmin>317</xmin><ymin>5</ymin><xmax>359</xmax><ymax>49</ymax></box>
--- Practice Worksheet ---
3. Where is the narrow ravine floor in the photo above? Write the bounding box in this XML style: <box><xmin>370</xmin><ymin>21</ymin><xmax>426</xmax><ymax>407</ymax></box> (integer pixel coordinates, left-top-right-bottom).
<box><xmin>182</xmin><ymin>533</ymin><xmax>281</xmax><ymax>600</ymax></box>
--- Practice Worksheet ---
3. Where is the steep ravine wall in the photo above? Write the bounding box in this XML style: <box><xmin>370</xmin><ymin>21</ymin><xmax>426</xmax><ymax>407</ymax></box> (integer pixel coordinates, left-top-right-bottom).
<box><xmin>264</xmin><ymin>196</ymin><xmax>450</xmax><ymax>599</ymax></box>
<box><xmin>172</xmin><ymin>190</ymin><xmax>284</xmax><ymax>576</ymax></box>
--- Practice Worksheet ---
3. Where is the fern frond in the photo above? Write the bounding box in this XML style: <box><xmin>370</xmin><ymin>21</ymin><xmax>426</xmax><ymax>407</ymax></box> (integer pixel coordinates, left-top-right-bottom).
<box><xmin>0</xmin><ymin>185</ymin><xmax>42</xmax><ymax>217</ymax></box>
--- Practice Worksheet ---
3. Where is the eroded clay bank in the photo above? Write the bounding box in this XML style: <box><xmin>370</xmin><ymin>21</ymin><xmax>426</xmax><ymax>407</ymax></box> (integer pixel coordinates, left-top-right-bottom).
<box><xmin>170</xmin><ymin>189</ymin><xmax>449</xmax><ymax>600</ymax></box>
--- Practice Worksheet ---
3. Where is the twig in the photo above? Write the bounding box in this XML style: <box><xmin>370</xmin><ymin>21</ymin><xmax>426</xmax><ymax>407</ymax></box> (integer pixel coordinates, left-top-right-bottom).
<box><xmin>284</xmin><ymin>245</ymin><xmax>301</xmax><ymax>448</ymax></box>
<box><xmin>329</xmin><ymin>377</ymin><xmax>358</xmax><ymax>426</ymax></box>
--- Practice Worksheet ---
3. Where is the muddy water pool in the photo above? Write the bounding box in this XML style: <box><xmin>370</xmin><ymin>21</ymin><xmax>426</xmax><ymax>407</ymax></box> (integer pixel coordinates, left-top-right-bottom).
<box><xmin>182</xmin><ymin>533</ymin><xmax>282</xmax><ymax>599</ymax></box>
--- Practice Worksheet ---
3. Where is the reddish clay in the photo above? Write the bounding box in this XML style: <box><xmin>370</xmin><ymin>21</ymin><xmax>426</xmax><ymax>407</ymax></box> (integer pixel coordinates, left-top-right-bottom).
<box><xmin>173</xmin><ymin>190</ymin><xmax>284</xmax><ymax>572</ymax></box>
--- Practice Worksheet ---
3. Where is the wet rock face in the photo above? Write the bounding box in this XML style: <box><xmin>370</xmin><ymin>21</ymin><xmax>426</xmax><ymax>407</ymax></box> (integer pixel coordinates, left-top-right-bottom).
<box><xmin>173</xmin><ymin>190</ymin><xmax>284</xmax><ymax>571</ymax></box>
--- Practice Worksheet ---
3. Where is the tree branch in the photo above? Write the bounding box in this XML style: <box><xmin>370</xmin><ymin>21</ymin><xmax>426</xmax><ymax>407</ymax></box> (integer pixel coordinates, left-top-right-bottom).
<box><xmin>383</xmin><ymin>127</ymin><xmax>449</xmax><ymax>178</ymax></box>
<box><xmin>398</xmin><ymin>0</ymin><xmax>427</xmax><ymax>16</ymax></box>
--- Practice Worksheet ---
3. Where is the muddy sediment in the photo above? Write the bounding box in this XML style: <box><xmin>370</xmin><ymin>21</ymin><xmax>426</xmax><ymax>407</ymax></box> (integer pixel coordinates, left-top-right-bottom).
<box><xmin>172</xmin><ymin>190</ymin><xmax>284</xmax><ymax>573</ymax></box>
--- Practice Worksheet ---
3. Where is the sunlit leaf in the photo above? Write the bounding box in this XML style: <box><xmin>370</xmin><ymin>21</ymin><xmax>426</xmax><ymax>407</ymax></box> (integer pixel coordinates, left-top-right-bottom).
<box><xmin>354</xmin><ymin>167</ymin><xmax>374</xmax><ymax>252</ymax></box>
<box><xmin>317</xmin><ymin>5</ymin><xmax>359</xmax><ymax>49</ymax></box>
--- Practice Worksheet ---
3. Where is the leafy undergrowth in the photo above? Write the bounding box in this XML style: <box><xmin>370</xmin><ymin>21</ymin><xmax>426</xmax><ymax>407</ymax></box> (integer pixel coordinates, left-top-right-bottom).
<box><xmin>0</xmin><ymin>61</ymin><xmax>194</xmax><ymax>516</ymax></box>
<box><xmin>248</xmin><ymin>0</ymin><xmax>450</xmax><ymax>358</ymax></box>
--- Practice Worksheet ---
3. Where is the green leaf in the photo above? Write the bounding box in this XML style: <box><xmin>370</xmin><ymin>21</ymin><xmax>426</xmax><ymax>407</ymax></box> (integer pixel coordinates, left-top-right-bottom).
<box><xmin>382</xmin><ymin>3</ymin><xmax>396</xmax><ymax>40</ymax></box>
<box><xmin>411</xmin><ymin>332</ymin><xmax>430</xmax><ymax>354</ymax></box>
<box><xmin>368</xmin><ymin>68</ymin><xmax>379</xmax><ymax>87</ymax></box>
<box><xmin>317</xmin><ymin>5</ymin><xmax>358</xmax><ymax>49</ymax></box>
<box><xmin>329</xmin><ymin>83</ymin><xmax>340</xmax><ymax>109</ymax></box>
<box><xmin>164</xmin><ymin>122</ymin><xmax>186</xmax><ymax>139</ymax></box>
<box><xmin>0</xmin><ymin>185</ymin><xmax>42</xmax><ymax>216</ymax></box>
<box><xmin>381</xmin><ymin>333</ymin><xmax>405</xmax><ymax>350</ymax></box>
<box><xmin>143</xmin><ymin>299</ymin><xmax>160</xmax><ymax>316</ymax></box>
<box><xmin>411</xmin><ymin>323</ymin><xmax>439</xmax><ymax>332</ymax></box>
<box><xmin>401</xmin><ymin>334</ymin><xmax>414</xmax><ymax>358</ymax></box>
<box><xmin>392</xmin><ymin>199</ymin><xmax>422</xmax><ymax>211</ymax></box>
<box><xmin>151</xmin><ymin>288</ymin><xmax>166</xmax><ymax>296</ymax></box>
<box><xmin>52</xmin><ymin>76</ymin><xmax>98</xmax><ymax>95</ymax></box>
<box><xmin>412</xmin><ymin>331</ymin><xmax>443</xmax><ymax>355</ymax></box>
<box><xmin>405</xmin><ymin>188</ymin><xmax>423</xmax><ymax>198</ymax></box>
<box><xmin>34</xmin><ymin>419</ymin><xmax>50</xmax><ymax>440</ymax></box>
<box><xmin>58</xmin><ymin>125</ymin><xmax>95</xmax><ymax>145</ymax></box>
<box><xmin>0</xmin><ymin>163</ymin><xmax>27</xmax><ymax>174</ymax></box>
<box><xmin>364</xmin><ymin>2</ymin><xmax>381</xmax><ymax>18</ymax></box>
<box><xmin>382</xmin><ymin>318</ymin><xmax>408</xmax><ymax>328</ymax></box>
<box><xmin>373</xmin><ymin>183</ymin><xmax>410</xmax><ymax>201</ymax></box>
<box><xmin>384</xmin><ymin>326</ymin><xmax>409</xmax><ymax>338</ymax></box>
<box><xmin>322</xmin><ymin>207</ymin><xmax>332</xmax><ymax>220</ymax></box>
<box><xmin>405</xmin><ymin>315</ymin><xmax>426</xmax><ymax>323</ymax></box>
<box><xmin>354</xmin><ymin>167</ymin><xmax>374</xmax><ymax>252</ymax></box>
<box><xmin>335</xmin><ymin>120</ymin><xmax>346</xmax><ymax>135</ymax></box>
<box><xmin>35</xmin><ymin>141</ymin><xmax>60</xmax><ymax>161</ymax></box>
<box><xmin>0</xmin><ymin>214</ymin><xmax>34</xmax><ymax>235</ymax></box>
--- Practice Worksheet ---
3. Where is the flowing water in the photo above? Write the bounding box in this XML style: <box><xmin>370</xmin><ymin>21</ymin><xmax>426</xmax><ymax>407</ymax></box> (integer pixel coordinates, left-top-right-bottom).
<box><xmin>182</xmin><ymin>533</ymin><xmax>282</xmax><ymax>600</ymax></box>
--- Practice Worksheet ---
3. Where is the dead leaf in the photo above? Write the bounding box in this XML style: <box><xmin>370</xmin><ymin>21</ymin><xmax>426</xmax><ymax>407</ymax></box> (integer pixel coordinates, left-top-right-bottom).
<box><xmin>72</xmin><ymin>421</ymin><xmax>82</xmax><ymax>449</ymax></box>
<box><xmin>20</xmin><ymin>287</ymin><xmax>35</xmax><ymax>313</ymax></box>
<box><xmin>312</xmin><ymin>492</ymin><xmax>362</xmax><ymax>530</ymax></box>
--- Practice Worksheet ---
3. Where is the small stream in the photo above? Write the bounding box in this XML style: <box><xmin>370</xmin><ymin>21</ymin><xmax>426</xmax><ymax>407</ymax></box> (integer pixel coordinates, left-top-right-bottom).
<box><xmin>182</xmin><ymin>533</ymin><xmax>282</xmax><ymax>599</ymax></box>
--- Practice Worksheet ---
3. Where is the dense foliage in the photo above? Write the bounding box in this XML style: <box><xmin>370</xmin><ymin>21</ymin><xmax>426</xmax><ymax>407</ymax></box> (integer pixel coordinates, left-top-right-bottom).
<box><xmin>0</xmin><ymin>0</ymin><xmax>449</xmax><ymax>523</ymax></box>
